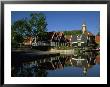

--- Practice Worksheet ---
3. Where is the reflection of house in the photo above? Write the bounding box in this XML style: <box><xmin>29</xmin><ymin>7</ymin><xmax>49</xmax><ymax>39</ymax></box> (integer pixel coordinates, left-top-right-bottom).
<box><xmin>18</xmin><ymin>52</ymin><xmax>97</xmax><ymax>76</ymax></box>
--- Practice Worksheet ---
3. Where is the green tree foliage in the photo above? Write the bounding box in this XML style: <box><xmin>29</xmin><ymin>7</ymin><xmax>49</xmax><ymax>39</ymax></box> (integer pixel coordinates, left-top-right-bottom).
<box><xmin>30</xmin><ymin>13</ymin><xmax>47</xmax><ymax>40</ymax></box>
<box><xmin>11</xmin><ymin>19</ymin><xmax>27</xmax><ymax>47</ymax></box>
<box><xmin>11</xmin><ymin>13</ymin><xmax>47</xmax><ymax>48</ymax></box>
<box><xmin>64</xmin><ymin>30</ymin><xmax>82</xmax><ymax>35</ymax></box>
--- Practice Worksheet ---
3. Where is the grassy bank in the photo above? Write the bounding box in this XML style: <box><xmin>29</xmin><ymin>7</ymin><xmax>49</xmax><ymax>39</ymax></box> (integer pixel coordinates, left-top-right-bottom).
<box><xmin>55</xmin><ymin>46</ymin><xmax>73</xmax><ymax>50</ymax></box>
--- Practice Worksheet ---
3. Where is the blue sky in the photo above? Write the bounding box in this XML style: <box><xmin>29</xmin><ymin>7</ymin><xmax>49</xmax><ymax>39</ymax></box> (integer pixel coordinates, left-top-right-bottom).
<box><xmin>11</xmin><ymin>11</ymin><xmax>100</xmax><ymax>35</ymax></box>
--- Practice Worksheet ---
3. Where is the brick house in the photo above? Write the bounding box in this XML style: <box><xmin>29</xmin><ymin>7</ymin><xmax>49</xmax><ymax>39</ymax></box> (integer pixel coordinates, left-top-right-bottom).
<box><xmin>23</xmin><ymin>37</ymin><xmax>33</xmax><ymax>46</ymax></box>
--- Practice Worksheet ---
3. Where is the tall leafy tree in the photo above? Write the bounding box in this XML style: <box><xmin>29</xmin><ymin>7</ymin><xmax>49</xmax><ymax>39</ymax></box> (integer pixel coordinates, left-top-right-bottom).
<box><xmin>11</xmin><ymin>12</ymin><xmax>48</xmax><ymax>47</ymax></box>
<box><xmin>29</xmin><ymin>13</ymin><xmax>47</xmax><ymax>41</ymax></box>
<box><xmin>11</xmin><ymin>19</ymin><xmax>27</xmax><ymax>43</ymax></box>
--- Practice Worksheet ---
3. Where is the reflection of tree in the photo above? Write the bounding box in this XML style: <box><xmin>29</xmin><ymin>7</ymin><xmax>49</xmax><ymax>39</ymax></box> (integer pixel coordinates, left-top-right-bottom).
<box><xmin>11</xmin><ymin>65</ymin><xmax>48</xmax><ymax>77</ymax></box>
<box><xmin>36</xmin><ymin>69</ymin><xmax>48</xmax><ymax>77</ymax></box>
<box><xmin>11</xmin><ymin>50</ymin><xmax>99</xmax><ymax>77</ymax></box>
<box><xmin>64</xmin><ymin>50</ymin><xmax>98</xmax><ymax>76</ymax></box>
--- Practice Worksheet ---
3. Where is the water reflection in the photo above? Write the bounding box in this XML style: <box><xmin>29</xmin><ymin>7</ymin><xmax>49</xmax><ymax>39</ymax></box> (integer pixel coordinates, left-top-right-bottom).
<box><xmin>11</xmin><ymin>51</ymin><xmax>100</xmax><ymax>77</ymax></box>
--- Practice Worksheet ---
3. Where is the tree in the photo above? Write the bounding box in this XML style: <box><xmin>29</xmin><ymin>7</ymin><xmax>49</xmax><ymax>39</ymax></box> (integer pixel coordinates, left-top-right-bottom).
<box><xmin>11</xmin><ymin>19</ymin><xmax>27</xmax><ymax>47</ymax></box>
<box><xmin>11</xmin><ymin>13</ymin><xmax>48</xmax><ymax>48</ymax></box>
<box><xmin>29</xmin><ymin>13</ymin><xmax>47</xmax><ymax>41</ymax></box>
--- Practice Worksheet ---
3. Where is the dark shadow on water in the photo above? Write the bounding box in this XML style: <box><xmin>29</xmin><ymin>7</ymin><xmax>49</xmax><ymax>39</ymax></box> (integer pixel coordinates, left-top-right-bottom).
<box><xmin>11</xmin><ymin>49</ymin><xmax>100</xmax><ymax>77</ymax></box>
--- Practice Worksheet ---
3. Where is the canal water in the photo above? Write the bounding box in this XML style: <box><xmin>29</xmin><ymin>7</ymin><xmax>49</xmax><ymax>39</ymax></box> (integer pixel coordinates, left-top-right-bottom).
<box><xmin>11</xmin><ymin>51</ymin><xmax>100</xmax><ymax>77</ymax></box>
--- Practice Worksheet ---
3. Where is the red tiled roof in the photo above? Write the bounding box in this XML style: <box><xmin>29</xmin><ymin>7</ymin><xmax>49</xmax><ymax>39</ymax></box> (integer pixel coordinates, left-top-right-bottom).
<box><xmin>84</xmin><ymin>31</ymin><xmax>93</xmax><ymax>36</ymax></box>
<box><xmin>57</xmin><ymin>32</ymin><xmax>64</xmax><ymax>36</ymax></box>
<box><xmin>47</xmin><ymin>32</ymin><xmax>64</xmax><ymax>41</ymax></box>
<box><xmin>65</xmin><ymin>35</ymin><xmax>72</xmax><ymax>41</ymax></box>
<box><xmin>95</xmin><ymin>36</ymin><xmax>100</xmax><ymax>43</ymax></box>
<box><xmin>47</xmin><ymin>32</ymin><xmax>55</xmax><ymax>41</ymax></box>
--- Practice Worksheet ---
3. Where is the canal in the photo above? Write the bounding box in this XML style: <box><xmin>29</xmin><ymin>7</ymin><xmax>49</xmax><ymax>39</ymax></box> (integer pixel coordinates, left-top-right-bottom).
<box><xmin>11</xmin><ymin>50</ymin><xmax>100</xmax><ymax>77</ymax></box>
